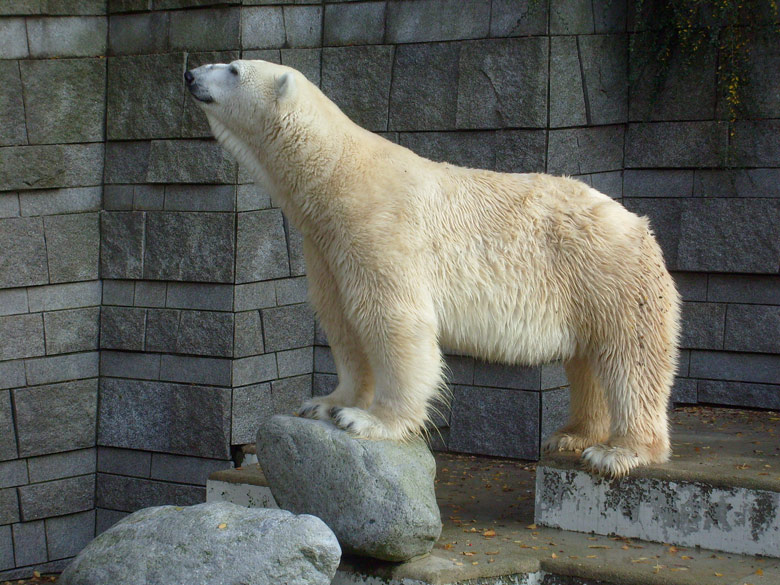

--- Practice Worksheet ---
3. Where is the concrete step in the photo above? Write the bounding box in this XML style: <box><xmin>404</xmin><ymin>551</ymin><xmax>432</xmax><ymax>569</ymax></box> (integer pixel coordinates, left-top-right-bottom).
<box><xmin>535</xmin><ymin>407</ymin><xmax>780</xmax><ymax>558</ymax></box>
<box><xmin>207</xmin><ymin>408</ymin><xmax>780</xmax><ymax>585</ymax></box>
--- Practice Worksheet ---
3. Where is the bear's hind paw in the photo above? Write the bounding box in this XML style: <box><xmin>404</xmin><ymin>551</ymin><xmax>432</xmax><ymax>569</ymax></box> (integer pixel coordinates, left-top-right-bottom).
<box><xmin>297</xmin><ymin>399</ymin><xmax>332</xmax><ymax>421</ymax></box>
<box><xmin>581</xmin><ymin>444</ymin><xmax>643</xmax><ymax>479</ymax></box>
<box><xmin>542</xmin><ymin>432</ymin><xmax>597</xmax><ymax>454</ymax></box>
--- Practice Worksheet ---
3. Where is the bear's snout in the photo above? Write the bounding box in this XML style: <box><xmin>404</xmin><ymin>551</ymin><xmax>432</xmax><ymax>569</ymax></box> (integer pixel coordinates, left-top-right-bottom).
<box><xmin>184</xmin><ymin>70</ymin><xmax>194</xmax><ymax>85</ymax></box>
<box><xmin>184</xmin><ymin>67</ymin><xmax>214</xmax><ymax>104</ymax></box>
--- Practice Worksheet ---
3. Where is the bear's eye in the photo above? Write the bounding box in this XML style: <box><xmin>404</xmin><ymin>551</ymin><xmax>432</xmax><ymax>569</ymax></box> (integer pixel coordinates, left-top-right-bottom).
<box><xmin>229</xmin><ymin>64</ymin><xmax>239</xmax><ymax>76</ymax></box>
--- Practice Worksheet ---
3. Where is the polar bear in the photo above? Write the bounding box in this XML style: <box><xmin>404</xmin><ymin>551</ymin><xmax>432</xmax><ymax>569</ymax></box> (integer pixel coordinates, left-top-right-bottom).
<box><xmin>185</xmin><ymin>60</ymin><xmax>681</xmax><ymax>478</ymax></box>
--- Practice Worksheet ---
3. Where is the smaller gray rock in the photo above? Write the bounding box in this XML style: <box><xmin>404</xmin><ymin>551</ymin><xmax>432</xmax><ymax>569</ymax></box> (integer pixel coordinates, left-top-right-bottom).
<box><xmin>59</xmin><ymin>502</ymin><xmax>340</xmax><ymax>585</ymax></box>
<box><xmin>257</xmin><ymin>415</ymin><xmax>442</xmax><ymax>562</ymax></box>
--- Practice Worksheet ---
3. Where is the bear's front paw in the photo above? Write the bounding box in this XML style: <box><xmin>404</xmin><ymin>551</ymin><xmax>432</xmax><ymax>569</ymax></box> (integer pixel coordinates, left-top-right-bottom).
<box><xmin>297</xmin><ymin>398</ymin><xmax>332</xmax><ymax>421</ymax></box>
<box><xmin>329</xmin><ymin>406</ymin><xmax>396</xmax><ymax>440</ymax></box>
<box><xmin>542</xmin><ymin>432</ymin><xmax>599</xmax><ymax>454</ymax></box>
<box><xmin>581</xmin><ymin>444</ymin><xmax>641</xmax><ymax>479</ymax></box>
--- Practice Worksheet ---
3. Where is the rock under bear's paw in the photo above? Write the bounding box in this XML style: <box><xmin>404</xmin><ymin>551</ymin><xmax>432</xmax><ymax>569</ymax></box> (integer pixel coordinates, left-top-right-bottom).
<box><xmin>329</xmin><ymin>406</ymin><xmax>398</xmax><ymax>440</ymax></box>
<box><xmin>297</xmin><ymin>398</ymin><xmax>333</xmax><ymax>421</ymax></box>
<box><xmin>542</xmin><ymin>431</ymin><xmax>602</xmax><ymax>454</ymax></box>
<box><xmin>581</xmin><ymin>444</ymin><xmax>644</xmax><ymax>478</ymax></box>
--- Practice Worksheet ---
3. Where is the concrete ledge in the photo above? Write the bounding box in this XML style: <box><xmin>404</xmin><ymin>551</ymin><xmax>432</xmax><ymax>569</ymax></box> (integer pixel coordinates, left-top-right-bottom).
<box><xmin>206</xmin><ymin>464</ymin><xmax>277</xmax><ymax>509</ymax></box>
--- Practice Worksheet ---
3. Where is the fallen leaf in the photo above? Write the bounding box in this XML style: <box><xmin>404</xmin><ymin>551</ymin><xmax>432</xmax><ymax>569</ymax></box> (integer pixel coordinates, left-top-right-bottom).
<box><xmin>462</xmin><ymin>551</ymin><xmax>475</xmax><ymax>556</ymax></box>
<box><xmin>218</xmin><ymin>523</ymin><xmax>227</xmax><ymax>529</ymax></box>
<box><xmin>756</xmin><ymin>569</ymin><xmax>764</xmax><ymax>575</ymax></box>
<box><xmin>526</xmin><ymin>524</ymin><xmax>537</xmax><ymax>530</ymax></box>
<box><xmin>714</xmin><ymin>573</ymin><xmax>723</xmax><ymax>577</ymax></box>
<box><xmin>485</xmin><ymin>551</ymin><xmax>499</xmax><ymax>555</ymax></box>
<box><xmin>681</xmin><ymin>555</ymin><xmax>693</xmax><ymax>560</ymax></box>
<box><xmin>483</xmin><ymin>529</ymin><xmax>496</xmax><ymax>537</ymax></box>
<box><xmin>588</xmin><ymin>545</ymin><xmax>610</xmax><ymax>549</ymax></box>
<box><xmin>586</xmin><ymin>555</ymin><xmax>597</xmax><ymax>559</ymax></box>
<box><xmin>551</xmin><ymin>553</ymin><xmax>558</xmax><ymax>559</ymax></box>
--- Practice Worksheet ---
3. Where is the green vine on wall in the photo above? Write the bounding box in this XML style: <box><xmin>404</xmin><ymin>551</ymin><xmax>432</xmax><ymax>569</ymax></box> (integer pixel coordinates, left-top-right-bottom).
<box><xmin>629</xmin><ymin>0</ymin><xmax>779</xmax><ymax>128</ymax></box>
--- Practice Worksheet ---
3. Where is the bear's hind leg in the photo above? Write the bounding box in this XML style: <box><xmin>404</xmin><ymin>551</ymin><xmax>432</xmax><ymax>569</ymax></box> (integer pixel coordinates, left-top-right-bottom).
<box><xmin>542</xmin><ymin>355</ymin><xmax>610</xmax><ymax>454</ymax></box>
<box><xmin>581</xmin><ymin>345</ymin><xmax>674</xmax><ymax>478</ymax></box>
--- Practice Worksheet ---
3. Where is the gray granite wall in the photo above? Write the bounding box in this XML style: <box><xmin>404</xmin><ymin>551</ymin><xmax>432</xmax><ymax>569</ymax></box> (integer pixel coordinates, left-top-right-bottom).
<box><xmin>0</xmin><ymin>0</ymin><xmax>778</xmax><ymax>577</ymax></box>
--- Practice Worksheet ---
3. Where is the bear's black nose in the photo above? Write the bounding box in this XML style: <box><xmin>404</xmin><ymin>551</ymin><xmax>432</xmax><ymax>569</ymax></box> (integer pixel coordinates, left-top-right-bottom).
<box><xmin>184</xmin><ymin>70</ymin><xmax>194</xmax><ymax>84</ymax></box>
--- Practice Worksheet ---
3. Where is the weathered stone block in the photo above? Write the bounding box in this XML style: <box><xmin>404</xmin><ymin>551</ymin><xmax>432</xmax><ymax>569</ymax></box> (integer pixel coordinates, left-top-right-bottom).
<box><xmin>629</xmin><ymin>36</ymin><xmax>716</xmax><ymax>121</ymax></box>
<box><xmin>39</xmin><ymin>0</ymin><xmax>107</xmax><ymax>15</ymax></box>
<box><xmin>550</xmin><ymin>0</ymin><xmax>593</xmax><ymax>34</ymax></box>
<box><xmin>270</xmin><ymin>375</ymin><xmax>311</xmax><ymax>416</ymax></box>
<box><xmin>671</xmin><ymin>272</ymin><xmax>707</xmax><ymax>302</ymax></box>
<box><xmin>159</xmin><ymin>355</ymin><xmax>232</xmax><ymax>387</ymax></box>
<box><xmin>0</xmin><ymin>460</ymin><xmax>26</xmax><ymax>488</ymax></box>
<box><xmin>163</xmin><ymin>185</ymin><xmax>235</xmax><ymax>212</ymax></box>
<box><xmin>169</xmin><ymin>7</ymin><xmax>239</xmax><ymax>51</ymax></box>
<box><xmin>43</xmin><ymin>307</ymin><xmax>100</xmax><ymax>355</ymax></box>
<box><xmin>131</xmin><ymin>185</ymin><xmax>164</xmax><ymax>211</ymax></box>
<box><xmin>690</xmin><ymin>351</ymin><xmax>779</xmax><ymax>385</ymax></box>
<box><xmin>28</xmin><ymin>281</ymin><xmax>101</xmax><ymax>313</ymax></box>
<box><xmin>622</xmin><ymin>198</ymin><xmax>682</xmax><ymax>270</ymax></box>
<box><xmin>18</xmin><ymin>474</ymin><xmax>95</xmax><ymax>521</ymax></box>
<box><xmin>400</xmin><ymin>131</ymin><xmax>494</xmax><ymax>169</ymax></box>
<box><xmin>0</xmin><ymin>390</ymin><xmax>18</xmax><ymax>459</ymax></box>
<box><xmin>98</xmin><ymin>378</ymin><xmax>231</xmax><ymax>459</ymax></box>
<box><xmin>44</xmin><ymin>213</ymin><xmax>100</xmax><ymax>283</ymax></box>
<box><xmin>133</xmin><ymin>281</ymin><xmax>166</xmax><ymax>308</ymax></box>
<box><xmin>146</xmin><ymin>140</ymin><xmax>237</xmax><ymax>184</ymax></box>
<box><xmin>625</xmin><ymin>122</ymin><xmax>728</xmax><ymax>168</ymax></box>
<box><xmin>100</xmin><ymin>350</ymin><xmax>160</xmax><ymax>380</ymax></box>
<box><xmin>95</xmin><ymin>509</ymin><xmax>128</xmax><ymax>536</ymax></box>
<box><xmin>456</xmin><ymin>38</ymin><xmax>548</xmax><ymax>129</ymax></box>
<box><xmin>0</xmin><ymin>217</ymin><xmax>47</xmax><ymax>289</ymax></box>
<box><xmin>322</xmin><ymin>45</ymin><xmax>394</xmax><ymax>131</ymax></box>
<box><xmin>0</xmin><ymin>289</ymin><xmax>27</xmax><ymax>317</ymax></box>
<box><xmin>166</xmin><ymin>283</ymin><xmax>233</xmax><ymax>311</ymax></box>
<box><xmin>241</xmin><ymin>6</ymin><xmax>285</xmax><ymax>49</ymax></box>
<box><xmin>277</xmin><ymin>347</ymin><xmax>313</xmax><ymax>378</ymax></box>
<box><xmin>100</xmin><ymin>306</ymin><xmax>145</xmax><ymax>351</ymax></box>
<box><xmin>731</xmin><ymin>120</ymin><xmax>780</xmax><ymax>167</ymax></box>
<box><xmin>671</xmin><ymin>377</ymin><xmax>696</xmax><ymax>403</ymax></box>
<box><xmin>0</xmin><ymin>18</ymin><xmax>28</xmax><ymax>59</ymax></box>
<box><xmin>103</xmin><ymin>141</ymin><xmax>150</xmax><ymax>184</ymax></box>
<box><xmin>323</xmin><ymin>2</ymin><xmax>384</xmax><ymax>46</ymax></box>
<box><xmin>234</xmin><ymin>310</ymin><xmax>264</xmax><ymax>358</ymax></box>
<box><xmin>313</xmin><ymin>346</ymin><xmax>335</xmax><ymax>374</ymax></box>
<box><xmin>107</xmin><ymin>54</ymin><xmax>185</xmax><ymax>140</ymax></box>
<box><xmin>623</xmin><ymin>169</ymin><xmax>693</xmax><ymax>198</ymax></box>
<box><xmin>262</xmin><ymin>303</ymin><xmax>314</xmax><ymax>352</ymax></box>
<box><xmin>45</xmin><ymin>509</ymin><xmax>95</xmax><ymax>561</ymax></box>
<box><xmin>232</xmin><ymin>382</ymin><xmax>272</xmax><ymax>444</ymax></box>
<box><xmin>730</xmin><ymin>28</ymin><xmax>780</xmax><ymax>118</ymax></box>
<box><xmin>449</xmin><ymin>385</ymin><xmax>540</xmax><ymax>459</ymax></box>
<box><xmin>100</xmin><ymin>211</ymin><xmax>145</xmax><ymax>279</ymax></box>
<box><xmin>579</xmin><ymin>34</ymin><xmax>627</xmax><ymax>125</ymax></box>
<box><xmin>101</xmin><ymin>279</ymin><xmax>134</xmax><ymax>306</ymax></box>
<box><xmin>144</xmin><ymin>308</ymin><xmax>180</xmax><ymax>351</ymax></box>
<box><xmin>0</xmin><ymin>314</ymin><xmax>44</xmax><ymax>361</ymax></box>
<box><xmin>175</xmin><ymin>311</ymin><xmax>234</xmax><ymax>357</ymax></box>
<box><xmin>490</xmin><ymin>0</ymin><xmax>548</xmax><ymax>36</ymax></box>
<box><xmin>0</xmin><ymin>524</ymin><xmax>12</xmax><ymax>571</ymax></box>
<box><xmin>95</xmin><ymin>474</ymin><xmax>204</xmax><ymax>512</ymax></box>
<box><xmin>708</xmin><ymin>274</ymin><xmax>780</xmax><ymax>305</ymax></box>
<box><xmin>0</xmin><ymin>193</ymin><xmax>20</xmax><ymax>218</ymax></box>
<box><xmin>725</xmin><ymin>305</ymin><xmax>780</xmax><ymax>354</ymax></box>
<box><xmin>549</xmin><ymin>36</ymin><xmax>587</xmax><ymax>128</ymax></box>
<box><xmin>19</xmin><ymin>187</ymin><xmax>101</xmax><ymax>217</ymax></box>
<box><xmin>541</xmin><ymin>387</ymin><xmax>570</xmax><ymax>445</ymax></box>
<box><xmin>0</xmin><ymin>143</ymin><xmax>104</xmax><ymax>191</ymax></box>
<box><xmin>287</xmin><ymin>221</ymin><xmax>306</xmax><ymax>277</ymax></box>
<box><xmin>234</xmin><ymin>281</ymin><xmax>276</xmax><ymax>312</ymax></box>
<box><xmin>0</xmin><ymin>61</ymin><xmax>27</xmax><ymax>146</ymax></box>
<box><xmin>547</xmin><ymin>126</ymin><xmax>625</xmax><ymax>175</ymax></box>
<box><xmin>236</xmin><ymin>209</ymin><xmax>289</xmax><ymax>283</ymax></box>
<box><xmin>233</xmin><ymin>353</ymin><xmax>278</xmax><ymax>388</ymax></box>
<box><xmin>283</xmin><ymin>5</ymin><xmax>322</xmax><ymax>48</ymax></box>
<box><xmin>12</xmin><ymin>521</ymin><xmax>47</xmax><ymax>566</ymax></box>
<box><xmin>25</xmin><ymin>349</ymin><xmax>99</xmax><ymax>389</ymax></box>
<box><xmin>97</xmin><ymin>447</ymin><xmax>151</xmax><ymax>477</ymax></box>
<box><xmin>680</xmin><ymin>301</ymin><xmax>725</xmax><ymax>350</ymax></box>
<box><xmin>0</xmin><ymin>489</ymin><xmax>19</xmax><ymax>525</ymax></box>
<box><xmin>313</xmin><ymin>373</ymin><xmax>337</xmax><ymax>397</ymax></box>
<box><xmin>275</xmin><ymin>277</ymin><xmax>307</xmax><ymax>306</ymax></box>
<box><xmin>386</xmin><ymin>0</ymin><xmax>490</xmax><ymax>43</ymax></box>
<box><xmin>27</xmin><ymin>16</ymin><xmax>107</xmax><ymax>57</ymax></box>
<box><xmin>150</xmin><ymin>453</ymin><xmax>229</xmax><ymax>485</ymax></box>
<box><xmin>389</xmin><ymin>42</ymin><xmax>459</xmax><ymax>131</ymax></box>
<box><xmin>28</xmin><ymin>449</ymin><xmax>96</xmax><ymax>484</ymax></box>
<box><xmin>698</xmin><ymin>380</ymin><xmax>780</xmax><ymax>410</ymax></box>
<box><xmin>143</xmin><ymin>212</ymin><xmax>235</xmax><ymax>282</ymax></box>
<box><xmin>473</xmin><ymin>361</ymin><xmax>541</xmax><ymax>390</ymax></box>
<box><xmin>14</xmin><ymin>379</ymin><xmax>97</xmax><ymax>457</ymax></box>
<box><xmin>21</xmin><ymin>58</ymin><xmax>105</xmax><ymax>144</ymax></box>
<box><xmin>108</xmin><ymin>12</ymin><xmax>169</xmax><ymax>55</ymax></box>
<box><xmin>236</xmin><ymin>184</ymin><xmax>271</xmax><ymax>212</ymax></box>
<box><xmin>594</xmin><ymin>0</ymin><xmax>626</xmax><ymax>33</ymax></box>
<box><xmin>694</xmin><ymin>168</ymin><xmax>780</xmax><ymax>198</ymax></box>
<box><xmin>677</xmin><ymin>199</ymin><xmax>780</xmax><ymax>273</ymax></box>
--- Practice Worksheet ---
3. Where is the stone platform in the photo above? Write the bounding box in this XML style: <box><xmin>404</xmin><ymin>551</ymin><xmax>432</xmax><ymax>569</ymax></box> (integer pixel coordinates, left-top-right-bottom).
<box><xmin>208</xmin><ymin>407</ymin><xmax>780</xmax><ymax>584</ymax></box>
<box><xmin>535</xmin><ymin>408</ymin><xmax>780</xmax><ymax>558</ymax></box>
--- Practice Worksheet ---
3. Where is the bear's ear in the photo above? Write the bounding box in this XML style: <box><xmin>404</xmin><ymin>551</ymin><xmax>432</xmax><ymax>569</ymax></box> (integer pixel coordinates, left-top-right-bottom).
<box><xmin>275</xmin><ymin>72</ymin><xmax>296</xmax><ymax>101</ymax></box>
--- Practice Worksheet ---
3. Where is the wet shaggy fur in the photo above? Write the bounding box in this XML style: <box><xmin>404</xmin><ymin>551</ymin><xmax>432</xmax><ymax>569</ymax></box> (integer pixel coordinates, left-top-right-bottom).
<box><xmin>186</xmin><ymin>59</ymin><xmax>681</xmax><ymax>478</ymax></box>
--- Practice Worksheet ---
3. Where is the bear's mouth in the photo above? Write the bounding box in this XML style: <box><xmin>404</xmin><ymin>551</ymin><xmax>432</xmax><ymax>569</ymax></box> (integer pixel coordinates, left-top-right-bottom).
<box><xmin>184</xmin><ymin>70</ymin><xmax>214</xmax><ymax>103</ymax></box>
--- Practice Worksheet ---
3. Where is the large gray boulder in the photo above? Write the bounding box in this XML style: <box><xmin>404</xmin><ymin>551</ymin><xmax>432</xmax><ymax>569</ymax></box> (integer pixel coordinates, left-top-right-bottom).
<box><xmin>256</xmin><ymin>415</ymin><xmax>442</xmax><ymax>562</ymax></box>
<box><xmin>59</xmin><ymin>502</ymin><xmax>341</xmax><ymax>585</ymax></box>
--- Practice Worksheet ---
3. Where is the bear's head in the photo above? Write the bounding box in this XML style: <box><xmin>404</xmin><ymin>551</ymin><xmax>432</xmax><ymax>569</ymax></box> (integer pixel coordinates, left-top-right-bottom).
<box><xmin>184</xmin><ymin>59</ymin><xmax>302</xmax><ymax>138</ymax></box>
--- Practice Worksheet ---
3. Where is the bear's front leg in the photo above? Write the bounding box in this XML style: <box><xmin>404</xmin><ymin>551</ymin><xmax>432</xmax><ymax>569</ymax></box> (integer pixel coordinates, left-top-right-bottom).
<box><xmin>327</xmin><ymin>284</ymin><xmax>444</xmax><ymax>442</ymax></box>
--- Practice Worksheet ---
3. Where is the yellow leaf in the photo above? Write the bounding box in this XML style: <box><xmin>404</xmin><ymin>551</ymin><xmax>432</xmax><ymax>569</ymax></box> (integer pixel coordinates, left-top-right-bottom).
<box><xmin>218</xmin><ymin>523</ymin><xmax>227</xmax><ymax>529</ymax></box>
<box><xmin>526</xmin><ymin>524</ymin><xmax>537</xmax><ymax>530</ymax></box>
<box><xmin>714</xmin><ymin>573</ymin><xmax>723</xmax><ymax>577</ymax></box>
<box><xmin>586</xmin><ymin>555</ymin><xmax>597</xmax><ymax>558</ymax></box>
<box><xmin>33</xmin><ymin>572</ymin><xmax>41</xmax><ymax>578</ymax></box>
<box><xmin>756</xmin><ymin>569</ymin><xmax>764</xmax><ymax>575</ymax></box>
<box><xmin>681</xmin><ymin>555</ymin><xmax>693</xmax><ymax>560</ymax></box>
<box><xmin>551</xmin><ymin>553</ymin><xmax>558</xmax><ymax>559</ymax></box>
<box><xmin>483</xmin><ymin>529</ymin><xmax>496</xmax><ymax>537</ymax></box>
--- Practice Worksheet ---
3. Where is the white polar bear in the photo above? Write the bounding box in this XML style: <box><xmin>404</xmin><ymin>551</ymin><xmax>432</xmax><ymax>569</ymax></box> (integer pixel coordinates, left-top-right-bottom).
<box><xmin>185</xmin><ymin>60</ymin><xmax>681</xmax><ymax>478</ymax></box>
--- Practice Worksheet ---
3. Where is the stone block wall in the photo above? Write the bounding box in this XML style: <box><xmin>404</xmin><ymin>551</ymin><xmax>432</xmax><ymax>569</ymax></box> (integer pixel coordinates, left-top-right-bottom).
<box><xmin>0</xmin><ymin>0</ymin><xmax>778</xmax><ymax>577</ymax></box>
<box><xmin>0</xmin><ymin>1</ymin><xmax>105</xmax><ymax>578</ymax></box>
